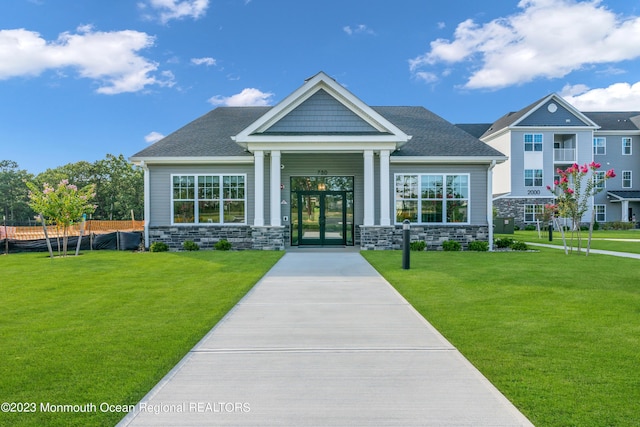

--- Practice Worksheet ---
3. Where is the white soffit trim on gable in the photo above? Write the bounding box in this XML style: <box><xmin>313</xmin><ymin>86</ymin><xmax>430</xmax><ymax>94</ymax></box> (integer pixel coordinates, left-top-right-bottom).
<box><xmin>511</xmin><ymin>93</ymin><xmax>600</xmax><ymax>130</ymax></box>
<box><xmin>129</xmin><ymin>156</ymin><xmax>254</xmax><ymax>165</ymax></box>
<box><xmin>232</xmin><ymin>71</ymin><xmax>411</xmax><ymax>148</ymax></box>
<box><xmin>391</xmin><ymin>156</ymin><xmax>508</xmax><ymax>164</ymax></box>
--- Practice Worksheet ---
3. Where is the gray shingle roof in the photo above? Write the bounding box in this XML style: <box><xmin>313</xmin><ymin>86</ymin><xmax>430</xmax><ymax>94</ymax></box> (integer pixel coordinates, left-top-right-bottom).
<box><xmin>582</xmin><ymin>112</ymin><xmax>640</xmax><ymax>131</ymax></box>
<box><xmin>608</xmin><ymin>191</ymin><xmax>640</xmax><ymax>201</ymax></box>
<box><xmin>132</xmin><ymin>106</ymin><xmax>505</xmax><ymax>159</ymax></box>
<box><xmin>455</xmin><ymin>123</ymin><xmax>493</xmax><ymax>139</ymax></box>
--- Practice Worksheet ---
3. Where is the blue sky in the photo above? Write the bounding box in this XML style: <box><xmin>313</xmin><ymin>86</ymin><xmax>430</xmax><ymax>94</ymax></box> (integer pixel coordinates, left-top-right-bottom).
<box><xmin>2</xmin><ymin>0</ymin><xmax>640</xmax><ymax>174</ymax></box>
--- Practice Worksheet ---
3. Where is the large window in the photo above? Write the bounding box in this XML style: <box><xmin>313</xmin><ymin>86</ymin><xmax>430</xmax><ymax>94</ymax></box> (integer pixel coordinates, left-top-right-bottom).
<box><xmin>524</xmin><ymin>204</ymin><xmax>544</xmax><ymax>223</ymax></box>
<box><xmin>524</xmin><ymin>134</ymin><xmax>543</xmax><ymax>152</ymax></box>
<box><xmin>172</xmin><ymin>174</ymin><xmax>246</xmax><ymax>224</ymax></box>
<box><xmin>594</xmin><ymin>205</ymin><xmax>606</xmax><ymax>223</ymax></box>
<box><xmin>395</xmin><ymin>174</ymin><xmax>469</xmax><ymax>224</ymax></box>
<box><xmin>623</xmin><ymin>137</ymin><xmax>632</xmax><ymax>155</ymax></box>
<box><xmin>524</xmin><ymin>169</ymin><xmax>543</xmax><ymax>187</ymax></box>
<box><xmin>593</xmin><ymin>137</ymin><xmax>606</xmax><ymax>155</ymax></box>
<box><xmin>622</xmin><ymin>171</ymin><xmax>632</xmax><ymax>188</ymax></box>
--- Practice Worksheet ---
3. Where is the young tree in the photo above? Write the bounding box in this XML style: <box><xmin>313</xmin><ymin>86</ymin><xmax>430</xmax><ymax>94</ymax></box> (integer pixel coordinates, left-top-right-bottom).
<box><xmin>27</xmin><ymin>180</ymin><xmax>97</xmax><ymax>256</ymax></box>
<box><xmin>546</xmin><ymin>162</ymin><xmax>615</xmax><ymax>255</ymax></box>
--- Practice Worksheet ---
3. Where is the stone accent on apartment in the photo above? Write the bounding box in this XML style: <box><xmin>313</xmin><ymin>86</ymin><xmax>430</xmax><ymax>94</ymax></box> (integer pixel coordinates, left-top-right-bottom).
<box><xmin>360</xmin><ymin>225</ymin><xmax>489</xmax><ymax>251</ymax></box>
<box><xmin>250</xmin><ymin>226</ymin><xmax>285</xmax><ymax>250</ymax></box>
<box><xmin>148</xmin><ymin>226</ymin><xmax>253</xmax><ymax>250</ymax></box>
<box><xmin>494</xmin><ymin>197</ymin><xmax>554</xmax><ymax>229</ymax></box>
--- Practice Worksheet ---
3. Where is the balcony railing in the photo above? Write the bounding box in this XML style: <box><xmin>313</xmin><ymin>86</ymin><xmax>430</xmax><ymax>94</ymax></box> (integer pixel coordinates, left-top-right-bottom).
<box><xmin>554</xmin><ymin>148</ymin><xmax>576</xmax><ymax>162</ymax></box>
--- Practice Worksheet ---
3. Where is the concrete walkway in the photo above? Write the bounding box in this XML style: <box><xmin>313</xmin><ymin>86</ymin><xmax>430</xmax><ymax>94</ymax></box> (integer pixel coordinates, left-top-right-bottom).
<box><xmin>117</xmin><ymin>251</ymin><xmax>534</xmax><ymax>426</ymax></box>
<box><xmin>526</xmin><ymin>242</ymin><xmax>640</xmax><ymax>259</ymax></box>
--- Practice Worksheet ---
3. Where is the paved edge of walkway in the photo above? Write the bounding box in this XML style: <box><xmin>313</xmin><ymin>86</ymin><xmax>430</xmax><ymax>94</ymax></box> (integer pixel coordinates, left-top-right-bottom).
<box><xmin>526</xmin><ymin>242</ymin><xmax>640</xmax><ymax>259</ymax></box>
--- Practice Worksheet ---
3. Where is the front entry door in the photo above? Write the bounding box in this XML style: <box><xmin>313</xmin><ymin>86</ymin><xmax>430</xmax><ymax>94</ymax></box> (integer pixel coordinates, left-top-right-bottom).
<box><xmin>296</xmin><ymin>191</ymin><xmax>346</xmax><ymax>245</ymax></box>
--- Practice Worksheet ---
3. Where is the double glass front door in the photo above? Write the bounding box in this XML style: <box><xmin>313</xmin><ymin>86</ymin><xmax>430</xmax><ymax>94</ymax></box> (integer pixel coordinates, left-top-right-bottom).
<box><xmin>293</xmin><ymin>191</ymin><xmax>346</xmax><ymax>245</ymax></box>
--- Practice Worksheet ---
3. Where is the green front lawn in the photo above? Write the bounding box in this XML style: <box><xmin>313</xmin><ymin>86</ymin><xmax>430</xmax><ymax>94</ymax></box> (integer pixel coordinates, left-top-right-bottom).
<box><xmin>0</xmin><ymin>250</ymin><xmax>283</xmax><ymax>427</ymax></box>
<box><xmin>363</xmin><ymin>249</ymin><xmax>640</xmax><ymax>427</ymax></box>
<box><xmin>498</xmin><ymin>229</ymin><xmax>640</xmax><ymax>254</ymax></box>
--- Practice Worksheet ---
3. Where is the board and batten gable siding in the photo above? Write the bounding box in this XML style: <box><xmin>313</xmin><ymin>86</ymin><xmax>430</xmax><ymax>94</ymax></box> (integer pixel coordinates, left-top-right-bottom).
<box><xmin>264</xmin><ymin>89</ymin><xmax>379</xmax><ymax>134</ymax></box>
<box><xmin>148</xmin><ymin>164</ymin><xmax>254</xmax><ymax>227</ymax></box>
<box><xmin>389</xmin><ymin>163</ymin><xmax>489</xmax><ymax>225</ymax></box>
<box><xmin>279</xmin><ymin>153</ymin><xmax>365</xmax><ymax>225</ymax></box>
<box><xmin>519</xmin><ymin>101</ymin><xmax>591</xmax><ymax>127</ymax></box>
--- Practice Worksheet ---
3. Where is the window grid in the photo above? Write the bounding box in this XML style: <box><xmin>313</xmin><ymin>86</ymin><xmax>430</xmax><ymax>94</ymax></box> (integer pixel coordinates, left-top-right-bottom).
<box><xmin>395</xmin><ymin>174</ymin><xmax>469</xmax><ymax>224</ymax></box>
<box><xmin>524</xmin><ymin>134</ymin><xmax>543</xmax><ymax>152</ymax></box>
<box><xmin>593</xmin><ymin>171</ymin><xmax>605</xmax><ymax>189</ymax></box>
<box><xmin>622</xmin><ymin>171</ymin><xmax>632</xmax><ymax>189</ymax></box>
<box><xmin>524</xmin><ymin>169</ymin><xmax>543</xmax><ymax>187</ymax></box>
<box><xmin>593</xmin><ymin>137</ymin><xmax>606</xmax><ymax>155</ymax></box>
<box><xmin>594</xmin><ymin>205</ymin><xmax>606</xmax><ymax>223</ymax></box>
<box><xmin>172</xmin><ymin>174</ymin><xmax>246</xmax><ymax>224</ymax></box>
<box><xmin>623</xmin><ymin>137</ymin><xmax>632</xmax><ymax>155</ymax></box>
<box><xmin>524</xmin><ymin>204</ymin><xmax>544</xmax><ymax>223</ymax></box>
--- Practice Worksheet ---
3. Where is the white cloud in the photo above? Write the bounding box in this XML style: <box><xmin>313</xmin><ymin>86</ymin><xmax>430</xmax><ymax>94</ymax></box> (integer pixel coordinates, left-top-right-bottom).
<box><xmin>343</xmin><ymin>24</ymin><xmax>375</xmax><ymax>36</ymax></box>
<box><xmin>0</xmin><ymin>27</ymin><xmax>173</xmax><ymax>94</ymax></box>
<box><xmin>191</xmin><ymin>57</ymin><xmax>216</xmax><ymax>66</ymax></box>
<box><xmin>410</xmin><ymin>0</ymin><xmax>640</xmax><ymax>89</ymax></box>
<box><xmin>414</xmin><ymin>71</ymin><xmax>438</xmax><ymax>83</ymax></box>
<box><xmin>145</xmin><ymin>131</ymin><xmax>165</xmax><ymax>143</ymax></box>
<box><xmin>561</xmin><ymin>81</ymin><xmax>640</xmax><ymax>111</ymax></box>
<box><xmin>208</xmin><ymin>88</ymin><xmax>274</xmax><ymax>106</ymax></box>
<box><xmin>139</xmin><ymin>0</ymin><xmax>209</xmax><ymax>24</ymax></box>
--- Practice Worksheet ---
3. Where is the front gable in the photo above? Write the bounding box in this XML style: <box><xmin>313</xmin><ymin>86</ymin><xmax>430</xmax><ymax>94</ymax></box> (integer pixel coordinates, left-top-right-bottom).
<box><xmin>514</xmin><ymin>94</ymin><xmax>598</xmax><ymax>129</ymax></box>
<box><xmin>233</xmin><ymin>72</ymin><xmax>410</xmax><ymax>151</ymax></box>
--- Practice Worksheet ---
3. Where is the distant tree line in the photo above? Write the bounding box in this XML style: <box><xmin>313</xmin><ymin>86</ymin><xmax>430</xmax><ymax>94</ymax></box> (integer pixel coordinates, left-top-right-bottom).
<box><xmin>0</xmin><ymin>154</ymin><xmax>143</xmax><ymax>225</ymax></box>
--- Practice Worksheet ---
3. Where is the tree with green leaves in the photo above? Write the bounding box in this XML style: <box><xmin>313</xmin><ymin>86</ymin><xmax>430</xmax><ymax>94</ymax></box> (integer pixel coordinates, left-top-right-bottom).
<box><xmin>0</xmin><ymin>160</ymin><xmax>35</xmax><ymax>224</ymax></box>
<box><xmin>27</xmin><ymin>180</ymin><xmax>97</xmax><ymax>256</ymax></box>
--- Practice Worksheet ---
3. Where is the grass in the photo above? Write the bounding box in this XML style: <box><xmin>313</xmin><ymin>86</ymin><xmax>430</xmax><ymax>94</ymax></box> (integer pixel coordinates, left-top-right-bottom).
<box><xmin>0</xmin><ymin>250</ymin><xmax>283</xmax><ymax>427</ymax></box>
<box><xmin>498</xmin><ymin>229</ymin><xmax>640</xmax><ymax>254</ymax></box>
<box><xmin>362</xmin><ymin>248</ymin><xmax>640</xmax><ymax>427</ymax></box>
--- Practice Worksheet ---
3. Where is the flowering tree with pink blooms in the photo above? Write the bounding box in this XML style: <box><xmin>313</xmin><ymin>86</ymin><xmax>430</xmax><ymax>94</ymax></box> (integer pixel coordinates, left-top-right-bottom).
<box><xmin>546</xmin><ymin>162</ymin><xmax>615</xmax><ymax>255</ymax></box>
<box><xmin>27</xmin><ymin>179</ymin><xmax>96</xmax><ymax>256</ymax></box>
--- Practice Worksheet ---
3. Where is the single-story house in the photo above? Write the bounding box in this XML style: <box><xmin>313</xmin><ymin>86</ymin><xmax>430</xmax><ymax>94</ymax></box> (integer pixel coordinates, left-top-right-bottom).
<box><xmin>130</xmin><ymin>72</ymin><xmax>507</xmax><ymax>250</ymax></box>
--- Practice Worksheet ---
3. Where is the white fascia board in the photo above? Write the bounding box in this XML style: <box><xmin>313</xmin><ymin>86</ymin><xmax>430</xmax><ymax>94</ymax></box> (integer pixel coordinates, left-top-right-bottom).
<box><xmin>234</xmin><ymin>72</ymin><xmax>410</xmax><ymax>144</ymax></box>
<box><xmin>129</xmin><ymin>156</ymin><xmax>253</xmax><ymax>165</ymax></box>
<box><xmin>247</xmin><ymin>141</ymin><xmax>398</xmax><ymax>152</ymax></box>
<box><xmin>510</xmin><ymin>125</ymin><xmax>597</xmax><ymax>133</ymax></box>
<box><xmin>390</xmin><ymin>156</ymin><xmax>508</xmax><ymax>164</ymax></box>
<box><xmin>513</xmin><ymin>94</ymin><xmax>600</xmax><ymax>129</ymax></box>
<box><xmin>594</xmin><ymin>130</ymin><xmax>640</xmax><ymax>135</ymax></box>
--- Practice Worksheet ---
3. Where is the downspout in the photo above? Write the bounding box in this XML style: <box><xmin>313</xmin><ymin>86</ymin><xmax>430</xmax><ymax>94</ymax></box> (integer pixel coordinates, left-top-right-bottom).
<box><xmin>487</xmin><ymin>160</ymin><xmax>496</xmax><ymax>251</ymax></box>
<box><xmin>141</xmin><ymin>161</ymin><xmax>150</xmax><ymax>250</ymax></box>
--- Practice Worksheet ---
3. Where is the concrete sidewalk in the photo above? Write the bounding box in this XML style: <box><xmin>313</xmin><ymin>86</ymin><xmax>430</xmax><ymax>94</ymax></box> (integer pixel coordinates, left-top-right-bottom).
<box><xmin>526</xmin><ymin>242</ymin><xmax>640</xmax><ymax>259</ymax></box>
<box><xmin>118</xmin><ymin>251</ymin><xmax>534</xmax><ymax>426</ymax></box>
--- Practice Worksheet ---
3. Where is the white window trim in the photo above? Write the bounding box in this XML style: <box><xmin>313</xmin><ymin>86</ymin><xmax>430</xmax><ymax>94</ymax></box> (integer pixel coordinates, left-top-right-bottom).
<box><xmin>593</xmin><ymin>137</ymin><xmax>606</xmax><ymax>155</ymax></box>
<box><xmin>524</xmin><ymin>133</ymin><xmax>543</xmax><ymax>152</ymax></box>
<box><xmin>170</xmin><ymin>173</ymin><xmax>248</xmax><ymax>225</ymax></box>
<box><xmin>524</xmin><ymin>169</ymin><xmax>543</xmax><ymax>187</ymax></box>
<box><xmin>594</xmin><ymin>171</ymin><xmax>606</xmax><ymax>189</ymax></box>
<box><xmin>394</xmin><ymin>173</ymin><xmax>471</xmax><ymax>225</ymax></box>
<box><xmin>594</xmin><ymin>205</ymin><xmax>606</xmax><ymax>223</ymax></box>
<box><xmin>523</xmin><ymin>204</ymin><xmax>544</xmax><ymax>223</ymax></box>
<box><xmin>622</xmin><ymin>137</ymin><xmax>632</xmax><ymax>155</ymax></box>
<box><xmin>622</xmin><ymin>170</ymin><xmax>632</xmax><ymax>189</ymax></box>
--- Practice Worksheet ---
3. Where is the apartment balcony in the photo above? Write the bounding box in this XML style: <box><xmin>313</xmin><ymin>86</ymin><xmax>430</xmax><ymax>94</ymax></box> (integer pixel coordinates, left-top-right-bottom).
<box><xmin>554</xmin><ymin>148</ymin><xmax>576</xmax><ymax>163</ymax></box>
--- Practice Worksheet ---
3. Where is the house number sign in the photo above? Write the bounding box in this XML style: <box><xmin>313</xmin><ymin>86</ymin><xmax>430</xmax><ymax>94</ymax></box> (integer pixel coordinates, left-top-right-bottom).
<box><xmin>317</xmin><ymin>170</ymin><xmax>328</xmax><ymax>175</ymax></box>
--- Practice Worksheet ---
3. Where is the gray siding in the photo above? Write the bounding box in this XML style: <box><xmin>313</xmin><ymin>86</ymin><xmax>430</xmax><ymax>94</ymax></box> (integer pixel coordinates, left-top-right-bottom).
<box><xmin>148</xmin><ymin>164</ymin><xmax>254</xmax><ymax>227</ymax></box>
<box><xmin>519</xmin><ymin>100</ymin><xmax>590</xmax><ymax>127</ymax></box>
<box><xmin>389</xmin><ymin>164</ymin><xmax>489</xmax><ymax>225</ymax></box>
<box><xmin>264</xmin><ymin>89</ymin><xmax>379</xmax><ymax>134</ymax></box>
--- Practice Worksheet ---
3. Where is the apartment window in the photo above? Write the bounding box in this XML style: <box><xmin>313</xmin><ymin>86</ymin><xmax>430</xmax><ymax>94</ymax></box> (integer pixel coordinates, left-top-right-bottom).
<box><xmin>524</xmin><ymin>169</ymin><xmax>543</xmax><ymax>187</ymax></box>
<box><xmin>622</xmin><ymin>171</ymin><xmax>632</xmax><ymax>189</ymax></box>
<box><xmin>524</xmin><ymin>134</ymin><xmax>543</xmax><ymax>152</ymax></box>
<box><xmin>623</xmin><ymin>137</ymin><xmax>632</xmax><ymax>155</ymax></box>
<box><xmin>524</xmin><ymin>205</ymin><xmax>544</xmax><ymax>222</ymax></box>
<box><xmin>594</xmin><ymin>205</ymin><xmax>606</xmax><ymax>223</ymax></box>
<box><xmin>172</xmin><ymin>174</ymin><xmax>246</xmax><ymax>224</ymax></box>
<box><xmin>593</xmin><ymin>171</ymin><xmax>605</xmax><ymax>189</ymax></box>
<box><xmin>593</xmin><ymin>137</ymin><xmax>606</xmax><ymax>155</ymax></box>
<box><xmin>395</xmin><ymin>174</ymin><xmax>469</xmax><ymax>224</ymax></box>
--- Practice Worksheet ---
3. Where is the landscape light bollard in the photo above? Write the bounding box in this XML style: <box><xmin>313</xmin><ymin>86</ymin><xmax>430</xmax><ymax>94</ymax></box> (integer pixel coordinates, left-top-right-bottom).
<box><xmin>548</xmin><ymin>221</ymin><xmax>553</xmax><ymax>242</ymax></box>
<box><xmin>402</xmin><ymin>219</ymin><xmax>410</xmax><ymax>270</ymax></box>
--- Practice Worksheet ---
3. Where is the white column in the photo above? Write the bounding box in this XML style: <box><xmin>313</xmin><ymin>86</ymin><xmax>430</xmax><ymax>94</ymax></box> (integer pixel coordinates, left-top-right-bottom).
<box><xmin>270</xmin><ymin>150</ymin><xmax>281</xmax><ymax>226</ymax></box>
<box><xmin>487</xmin><ymin>160</ymin><xmax>496</xmax><ymax>251</ymax></box>
<box><xmin>622</xmin><ymin>200</ymin><xmax>629</xmax><ymax>222</ymax></box>
<box><xmin>254</xmin><ymin>150</ymin><xmax>264</xmax><ymax>226</ymax></box>
<box><xmin>363</xmin><ymin>150</ymin><xmax>375</xmax><ymax>226</ymax></box>
<box><xmin>142</xmin><ymin>161</ymin><xmax>150</xmax><ymax>249</ymax></box>
<box><xmin>379</xmin><ymin>150</ymin><xmax>391</xmax><ymax>226</ymax></box>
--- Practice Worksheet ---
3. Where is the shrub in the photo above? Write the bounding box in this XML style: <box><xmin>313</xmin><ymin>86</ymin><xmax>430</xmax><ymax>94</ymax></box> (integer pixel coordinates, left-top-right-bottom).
<box><xmin>593</xmin><ymin>221</ymin><xmax>600</xmax><ymax>231</ymax></box>
<box><xmin>214</xmin><ymin>239</ymin><xmax>232</xmax><ymax>251</ymax></box>
<box><xmin>182</xmin><ymin>240</ymin><xmax>200</xmax><ymax>251</ymax></box>
<box><xmin>410</xmin><ymin>241</ymin><xmax>426</xmax><ymax>251</ymax></box>
<box><xmin>149</xmin><ymin>242</ymin><xmax>169</xmax><ymax>252</ymax></box>
<box><xmin>468</xmin><ymin>241</ymin><xmax>489</xmax><ymax>251</ymax></box>
<box><xmin>524</xmin><ymin>224</ymin><xmax>536</xmax><ymax>231</ymax></box>
<box><xmin>442</xmin><ymin>240</ymin><xmax>461</xmax><ymax>251</ymax></box>
<box><xmin>510</xmin><ymin>241</ymin><xmax>528</xmax><ymax>251</ymax></box>
<box><xmin>494</xmin><ymin>237</ymin><xmax>514</xmax><ymax>248</ymax></box>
